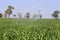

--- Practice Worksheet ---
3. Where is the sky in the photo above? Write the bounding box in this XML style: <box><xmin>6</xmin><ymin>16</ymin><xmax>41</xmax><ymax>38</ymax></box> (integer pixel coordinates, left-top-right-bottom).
<box><xmin>0</xmin><ymin>0</ymin><xmax>60</xmax><ymax>18</ymax></box>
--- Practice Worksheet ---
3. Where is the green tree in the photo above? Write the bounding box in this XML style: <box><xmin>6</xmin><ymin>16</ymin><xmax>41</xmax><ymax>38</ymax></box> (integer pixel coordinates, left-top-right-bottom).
<box><xmin>5</xmin><ymin>5</ymin><xmax>14</xmax><ymax>18</ymax></box>
<box><xmin>13</xmin><ymin>14</ymin><xmax>16</xmax><ymax>18</ymax></box>
<box><xmin>52</xmin><ymin>10</ymin><xmax>60</xmax><ymax>19</ymax></box>
<box><xmin>0</xmin><ymin>13</ymin><xmax>2</xmax><ymax>18</ymax></box>
<box><xmin>52</xmin><ymin>14</ymin><xmax>58</xmax><ymax>19</ymax></box>
<box><xmin>26</xmin><ymin>12</ymin><xmax>30</xmax><ymax>19</ymax></box>
<box><xmin>39</xmin><ymin>14</ymin><xmax>42</xmax><ymax>19</ymax></box>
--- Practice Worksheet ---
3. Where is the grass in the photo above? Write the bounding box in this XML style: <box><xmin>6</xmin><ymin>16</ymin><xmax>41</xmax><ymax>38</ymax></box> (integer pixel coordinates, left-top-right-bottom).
<box><xmin>0</xmin><ymin>18</ymin><xmax>60</xmax><ymax>40</ymax></box>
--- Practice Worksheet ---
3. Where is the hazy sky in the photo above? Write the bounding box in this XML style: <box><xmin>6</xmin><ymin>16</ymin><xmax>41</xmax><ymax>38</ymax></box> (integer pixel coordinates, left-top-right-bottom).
<box><xmin>0</xmin><ymin>0</ymin><xmax>60</xmax><ymax>18</ymax></box>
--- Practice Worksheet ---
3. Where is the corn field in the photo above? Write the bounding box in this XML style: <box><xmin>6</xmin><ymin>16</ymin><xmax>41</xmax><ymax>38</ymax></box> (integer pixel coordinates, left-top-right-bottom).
<box><xmin>0</xmin><ymin>18</ymin><xmax>60</xmax><ymax>40</ymax></box>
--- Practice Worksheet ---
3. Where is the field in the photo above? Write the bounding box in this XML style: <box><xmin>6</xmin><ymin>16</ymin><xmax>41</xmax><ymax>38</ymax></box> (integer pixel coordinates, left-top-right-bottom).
<box><xmin>0</xmin><ymin>18</ymin><xmax>60</xmax><ymax>40</ymax></box>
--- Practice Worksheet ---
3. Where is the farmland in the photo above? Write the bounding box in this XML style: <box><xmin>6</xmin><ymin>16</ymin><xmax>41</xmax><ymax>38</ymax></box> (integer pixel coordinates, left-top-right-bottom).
<box><xmin>0</xmin><ymin>18</ymin><xmax>60</xmax><ymax>40</ymax></box>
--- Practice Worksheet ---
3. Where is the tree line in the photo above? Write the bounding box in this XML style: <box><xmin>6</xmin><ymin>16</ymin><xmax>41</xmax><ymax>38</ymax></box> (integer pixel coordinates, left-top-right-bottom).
<box><xmin>0</xmin><ymin>5</ymin><xmax>60</xmax><ymax>19</ymax></box>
